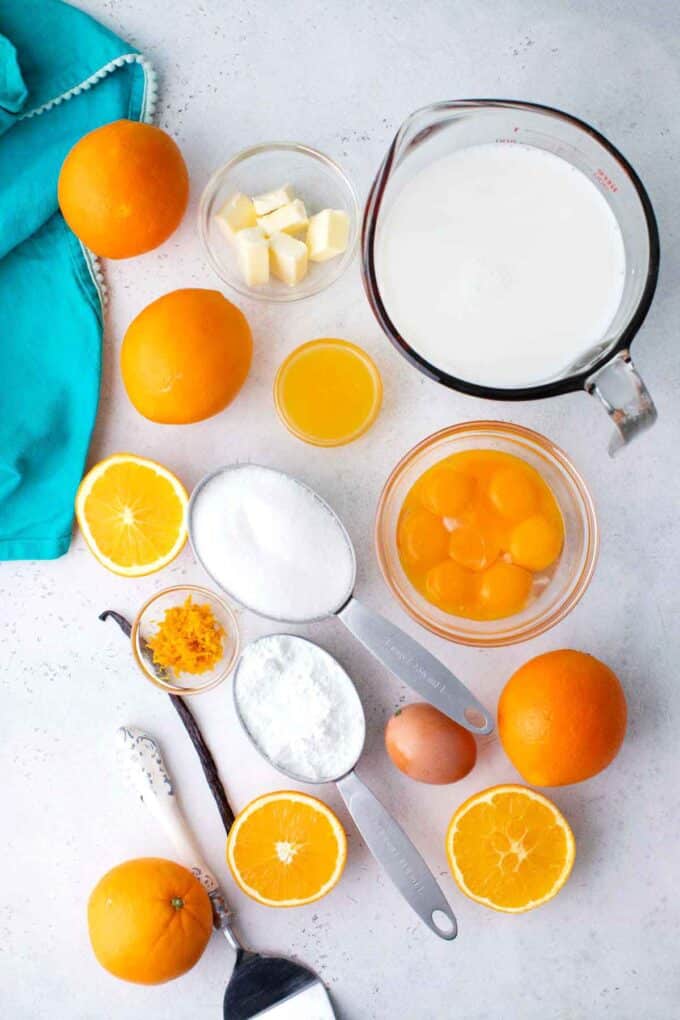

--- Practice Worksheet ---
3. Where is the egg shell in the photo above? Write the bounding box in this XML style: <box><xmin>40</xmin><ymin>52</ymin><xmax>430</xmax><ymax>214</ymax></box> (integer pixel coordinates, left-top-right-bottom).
<box><xmin>385</xmin><ymin>703</ymin><xmax>477</xmax><ymax>784</ymax></box>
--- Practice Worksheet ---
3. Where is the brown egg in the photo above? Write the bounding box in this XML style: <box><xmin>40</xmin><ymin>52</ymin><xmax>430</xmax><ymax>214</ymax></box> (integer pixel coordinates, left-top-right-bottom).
<box><xmin>385</xmin><ymin>703</ymin><xmax>477</xmax><ymax>784</ymax></box>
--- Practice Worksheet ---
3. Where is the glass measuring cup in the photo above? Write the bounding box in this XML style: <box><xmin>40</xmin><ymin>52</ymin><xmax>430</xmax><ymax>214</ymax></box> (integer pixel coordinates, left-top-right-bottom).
<box><xmin>188</xmin><ymin>463</ymin><xmax>493</xmax><ymax>736</ymax></box>
<box><xmin>233</xmin><ymin>634</ymin><xmax>458</xmax><ymax>940</ymax></box>
<box><xmin>362</xmin><ymin>99</ymin><xmax>659</xmax><ymax>454</ymax></box>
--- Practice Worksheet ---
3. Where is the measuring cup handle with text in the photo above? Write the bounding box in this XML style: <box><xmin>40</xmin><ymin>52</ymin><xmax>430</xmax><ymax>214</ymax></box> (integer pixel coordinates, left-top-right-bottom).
<box><xmin>336</xmin><ymin>770</ymin><xmax>457</xmax><ymax>940</ymax></box>
<box><xmin>337</xmin><ymin>597</ymin><xmax>493</xmax><ymax>734</ymax></box>
<box><xmin>587</xmin><ymin>350</ymin><xmax>657</xmax><ymax>455</ymax></box>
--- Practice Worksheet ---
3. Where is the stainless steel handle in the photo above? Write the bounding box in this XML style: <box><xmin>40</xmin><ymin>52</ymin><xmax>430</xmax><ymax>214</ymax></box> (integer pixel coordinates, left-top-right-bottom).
<box><xmin>586</xmin><ymin>349</ymin><xmax>657</xmax><ymax>455</ymax></box>
<box><xmin>336</xmin><ymin>770</ymin><xmax>457</xmax><ymax>941</ymax></box>
<box><xmin>116</xmin><ymin>726</ymin><xmax>240</xmax><ymax>950</ymax></box>
<box><xmin>337</xmin><ymin>597</ymin><xmax>493</xmax><ymax>734</ymax></box>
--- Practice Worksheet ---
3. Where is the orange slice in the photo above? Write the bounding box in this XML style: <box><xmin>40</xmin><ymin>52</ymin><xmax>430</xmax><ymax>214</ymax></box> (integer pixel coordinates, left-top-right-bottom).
<box><xmin>75</xmin><ymin>453</ymin><xmax>188</xmax><ymax>577</ymax></box>
<box><xmin>446</xmin><ymin>784</ymin><xmax>575</xmax><ymax>913</ymax></box>
<box><xmin>226</xmin><ymin>791</ymin><xmax>347</xmax><ymax>907</ymax></box>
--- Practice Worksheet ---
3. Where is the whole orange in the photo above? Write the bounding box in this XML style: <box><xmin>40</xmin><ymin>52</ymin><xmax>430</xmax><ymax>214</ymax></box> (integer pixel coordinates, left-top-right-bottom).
<box><xmin>87</xmin><ymin>858</ymin><xmax>212</xmax><ymax>984</ymax></box>
<box><xmin>58</xmin><ymin>119</ymin><xmax>188</xmax><ymax>258</ymax></box>
<box><xmin>498</xmin><ymin>650</ymin><xmax>627</xmax><ymax>786</ymax></box>
<box><xmin>121</xmin><ymin>288</ymin><xmax>252</xmax><ymax>423</ymax></box>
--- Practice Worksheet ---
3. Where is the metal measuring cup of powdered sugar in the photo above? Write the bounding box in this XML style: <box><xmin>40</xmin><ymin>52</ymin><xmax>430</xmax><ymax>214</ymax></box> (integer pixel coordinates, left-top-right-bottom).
<box><xmin>188</xmin><ymin>463</ymin><xmax>492</xmax><ymax>737</ymax></box>
<box><xmin>233</xmin><ymin>633</ymin><xmax>458</xmax><ymax>941</ymax></box>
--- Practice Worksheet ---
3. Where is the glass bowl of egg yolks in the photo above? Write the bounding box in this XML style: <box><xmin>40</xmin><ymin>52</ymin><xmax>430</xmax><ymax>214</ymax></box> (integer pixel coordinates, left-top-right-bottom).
<box><xmin>375</xmin><ymin>422</ymin><xmax>598</xmax><ymax>647</ymax></box>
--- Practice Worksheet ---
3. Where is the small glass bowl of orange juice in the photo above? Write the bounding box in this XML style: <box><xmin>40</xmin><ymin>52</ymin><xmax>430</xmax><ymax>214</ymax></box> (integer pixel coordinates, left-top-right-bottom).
<box><xmin>275</xmin><ymin>338</ymin><xmax>382</xmax><ymax>446</ymax></box>
<box><xmin>375</xmin><ymin>422</ymin><xmax>598</xmax><ymax>647</ymax></box>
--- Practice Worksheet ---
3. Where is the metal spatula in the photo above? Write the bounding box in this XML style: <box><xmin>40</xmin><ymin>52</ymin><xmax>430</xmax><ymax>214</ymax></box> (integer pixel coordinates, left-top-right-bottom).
<box><xmin>117</xmin><ymin>726</ymin><xmax>336</xmax><ymax>1019</ymax></box>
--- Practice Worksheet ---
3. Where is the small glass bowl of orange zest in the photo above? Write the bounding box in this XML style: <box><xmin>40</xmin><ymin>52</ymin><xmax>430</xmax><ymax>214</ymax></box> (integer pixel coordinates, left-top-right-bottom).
<box><xmin>132</xmin><ymin>585</ymin><xmax>240</xmax><ymax>695</ymax></box>
<box><xmin>375</xmin><ymin>423</ymin><xmax>598</xmax><ymax>648</ymax></box>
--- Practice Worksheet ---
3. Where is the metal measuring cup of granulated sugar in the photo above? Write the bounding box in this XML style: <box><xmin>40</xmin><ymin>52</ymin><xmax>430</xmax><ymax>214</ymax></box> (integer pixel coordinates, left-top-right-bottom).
<box><xmin>233</xmin><ymin>634</ymin><xmax>458</xmax><ymax>941</ymax></box>
<box><xmin>188</xmin><ymin>463</ymin><xmax>493</xmax><ymax>737</ymax></box>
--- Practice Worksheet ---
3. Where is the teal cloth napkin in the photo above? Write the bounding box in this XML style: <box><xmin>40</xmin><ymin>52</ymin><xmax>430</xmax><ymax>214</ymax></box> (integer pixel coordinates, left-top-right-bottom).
<box><xmin>0</xmin><ymin>0</ymin><xmax>154</xmax><ymax>559</ymax></box>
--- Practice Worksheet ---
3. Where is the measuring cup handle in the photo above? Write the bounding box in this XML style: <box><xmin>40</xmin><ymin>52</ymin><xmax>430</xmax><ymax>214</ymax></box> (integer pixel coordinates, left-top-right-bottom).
<box><xmin>336</xmin><ymin>771</ymin><xmax>457</xmax><ymax>940</ymax></box>
<box><xmin>337</xmin><ymin>597</ymin><xmax>493</xmax><ymax>734</ymax></box>
<box><xmin>586</xmin><ymin>350</ymin><xmax>657</xmax><ymax>455</ymax></box>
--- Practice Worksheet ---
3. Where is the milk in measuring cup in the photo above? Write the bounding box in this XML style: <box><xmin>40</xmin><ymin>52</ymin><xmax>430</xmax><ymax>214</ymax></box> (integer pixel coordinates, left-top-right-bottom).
<box><xmin>375</xmin><ymin>143</ymin><xmax>626</xmax><ymax>389</ymax></box>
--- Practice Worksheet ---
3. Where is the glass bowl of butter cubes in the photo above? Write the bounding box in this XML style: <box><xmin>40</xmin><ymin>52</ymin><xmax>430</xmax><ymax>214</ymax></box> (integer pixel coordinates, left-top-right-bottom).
<box><xmin>198</xmin><ymin>142</ymin><xmax>359</xmax><ymax>301</ymax></box>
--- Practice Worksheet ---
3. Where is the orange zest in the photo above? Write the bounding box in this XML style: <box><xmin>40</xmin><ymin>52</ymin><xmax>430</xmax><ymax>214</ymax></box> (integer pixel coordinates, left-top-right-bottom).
<box><xmin>226</xmin><ymin>791</ymin><xmax>347</xmax><ymax>907</ymax></box>
<box><xmin>446</xmin><ymin>784</ymin><xmax>575</xmax><ymax>913</ymax></box>
<box><xmin>147</xmin><ymin>597</ymin><xmax>225</xmax><ymax>675</ymax></box>
<box><xmin>75</xmin><ymin>453</ymin><xmax>188</xmax><ymax>577</ymax></box>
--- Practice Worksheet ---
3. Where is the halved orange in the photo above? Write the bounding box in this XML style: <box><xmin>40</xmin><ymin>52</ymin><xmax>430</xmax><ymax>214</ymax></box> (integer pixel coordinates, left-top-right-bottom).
<box><xmin>446</xmin><ymin>784</ymin><xmax>575</xmax><ymax>913</ymax></box>
<box><xmin>75</xmin><ymin>453</ymin><xmax>188</xmax><ymax>577</ymax></box>
<box><xmin>226</xmin><ymin>791</ymin><xmax>347</xmax><ymax>908</ymax></box>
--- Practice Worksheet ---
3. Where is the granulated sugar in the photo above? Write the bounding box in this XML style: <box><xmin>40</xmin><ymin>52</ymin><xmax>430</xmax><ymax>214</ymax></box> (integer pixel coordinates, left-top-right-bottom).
<box><xmin>190</xmin><ymin>465</ymin><xmax>355</xmax><ymax>622</ymax></box>
<box><xmin>234</xmin><ymin>634</ymin><xmax>365</xmax><ymax>782</ymax></box>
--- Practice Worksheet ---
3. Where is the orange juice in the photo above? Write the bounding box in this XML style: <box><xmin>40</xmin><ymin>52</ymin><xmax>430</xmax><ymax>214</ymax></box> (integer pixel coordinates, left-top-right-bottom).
<box><xmin>274</xmin><ymin>339</ymin><xmax>382</xmax><ymax>447</ymax></box>
<box><xmin>397</xmin><ymin>450</ymin><xmax>564</xmax><ymax>620</ymax></box>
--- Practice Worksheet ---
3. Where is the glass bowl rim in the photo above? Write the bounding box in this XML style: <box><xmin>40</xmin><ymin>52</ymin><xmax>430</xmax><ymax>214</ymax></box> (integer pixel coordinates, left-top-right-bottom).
<box><xmin>197</xmin><ymin>141</ymin><xmax>360</xmax><ymax>303</ymax></box>
<box><xmin>374</xmin><ymin>420</ymin><xmax>599</xmax><ymax>647</ymax></box>
<box><xmin>131</xmin><ymin>584</ymin><xmax>240</xmax><ymax>695</ymax></box>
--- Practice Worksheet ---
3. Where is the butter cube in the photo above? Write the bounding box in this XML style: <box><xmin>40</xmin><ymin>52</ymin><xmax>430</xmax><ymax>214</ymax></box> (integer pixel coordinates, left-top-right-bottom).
<box><xmin>215</xmin><ymin>192</ymin><xmax>257</xmax><ymax>242</ymax></box>
<box><xmin>306</xmin><ymin>209</ymin><xmax>350</xmax><ymax>262</ymax></box>
<box><xmin>269</xmin><ymin>231</ymin><xmax>308</xmax><ymax>286</ymax></box>
<box><xmin>236</xmin><ymin>227</ymin><xmax>270</xmax><ymax>286</ymax></box>
<box><xmin>253</xmin><ymin>184</ymin><xmax>295</xmax><ymax>216</ymax></box>
<box><xmin>257</xmin><ymin>199</ymin><xmax>309</xmax><ymax>237</ymax></box>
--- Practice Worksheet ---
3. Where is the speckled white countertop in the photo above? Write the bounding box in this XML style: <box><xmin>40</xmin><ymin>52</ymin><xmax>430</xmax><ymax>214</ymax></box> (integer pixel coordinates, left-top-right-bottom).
<box><xmin>2</xmin><ymin>1</ymin><xmax>680</xmax><ymax>1017</ymax></box>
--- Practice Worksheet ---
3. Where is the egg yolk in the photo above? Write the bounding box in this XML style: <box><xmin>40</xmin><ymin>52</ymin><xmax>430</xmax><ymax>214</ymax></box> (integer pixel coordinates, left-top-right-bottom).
<box><xmin>420</xmin><ymin>468</ymin><xmax>474</xmax><ymax>517</ymax></box>
<box><xmin>448</xmin><ymin>524</ymin><xmax>500</xmax><ymax>572</ymax></box>
<box><xmin>509</xmin><ymin>514</ymin><xmax>563</xmax><ymax>571</ymax></box>
<box><xmin>488</xmin><ymin>467</ymin><xmax>537</xmax><ymax>520</ymax></box>
<box><xmin>396</xmin><ymin>449</ymin><xmax>564</xmax><ymax>621</ymax></box>
<box><xmin>398</xmin><ymin>509</ymin><xmax>449</xmax><ymax>567</ymax></box>
<box><xmin>477</xmin><ymin>562</ymin><xmax>533</xmax><ymax>618</ymax></box>
<box><xmin>425</xmin><ymin>560</ymin><xmax>471</xmax><ymax>612</ymax></box>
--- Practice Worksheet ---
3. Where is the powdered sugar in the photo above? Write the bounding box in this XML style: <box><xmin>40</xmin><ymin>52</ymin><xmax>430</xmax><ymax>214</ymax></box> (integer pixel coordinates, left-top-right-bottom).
<box><xmin>234</xmin><ymin>634</ymin><xmax>365</xmax><ymax>782</ymax></box>
<box><xmin>190</xmin><ymin>465</ymin><xmax>355</xmax><ymax>622</ymax></box>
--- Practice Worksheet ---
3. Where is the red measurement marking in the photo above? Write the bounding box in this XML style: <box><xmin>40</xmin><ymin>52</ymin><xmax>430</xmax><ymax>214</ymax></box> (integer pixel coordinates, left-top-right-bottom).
<box><xmin>595</xmin><ymin>168</ymin><xmax>619</xmax><ymax>193</ymax></box>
